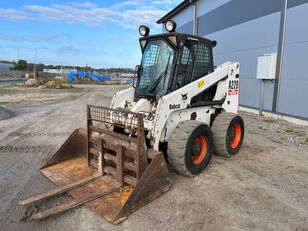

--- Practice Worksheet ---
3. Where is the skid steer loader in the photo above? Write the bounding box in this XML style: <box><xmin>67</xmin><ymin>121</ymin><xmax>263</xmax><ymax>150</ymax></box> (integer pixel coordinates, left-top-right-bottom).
<box><xmin>20</xmin><ymin>21</ymin><xmax>244</xmax><ymax>224</ymax></box>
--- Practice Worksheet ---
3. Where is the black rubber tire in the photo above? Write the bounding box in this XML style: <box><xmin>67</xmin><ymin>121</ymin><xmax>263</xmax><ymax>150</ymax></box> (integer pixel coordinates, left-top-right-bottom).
<box><xmin>211</xmin><ymin>111</ymin><xmax>245</xmax><ymax>157</ymax></box>
<box><xmin>167</xmin><ymin>120</ymin><xmax>214</xmax><ymax>176</ymax></box>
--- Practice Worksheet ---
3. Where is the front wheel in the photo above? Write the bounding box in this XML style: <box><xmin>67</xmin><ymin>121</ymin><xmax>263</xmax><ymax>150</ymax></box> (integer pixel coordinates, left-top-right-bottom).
<box><xmin>168</xmin><ymin>120</ymin><xmax>214</xmax><ymax>176</ymax></box>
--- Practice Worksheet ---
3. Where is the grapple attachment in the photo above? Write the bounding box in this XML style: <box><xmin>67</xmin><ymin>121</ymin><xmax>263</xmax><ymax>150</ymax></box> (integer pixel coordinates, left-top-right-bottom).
<box><xmin>19</xmin><ymin>105</ymin><xmax>172</xmax><ymax>224</ymax></box>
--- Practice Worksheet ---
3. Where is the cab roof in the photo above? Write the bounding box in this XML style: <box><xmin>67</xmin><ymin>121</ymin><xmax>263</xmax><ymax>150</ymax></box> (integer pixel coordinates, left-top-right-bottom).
<box><xmin>139</xmin><ymin>32</ymin><xmax>213</xmax><ymax>45</ymax></box>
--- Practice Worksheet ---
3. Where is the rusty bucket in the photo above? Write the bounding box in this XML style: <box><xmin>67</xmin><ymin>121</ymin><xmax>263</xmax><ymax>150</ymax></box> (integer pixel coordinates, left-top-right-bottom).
<box><xmin>19</xmin><ymin>105</ymin><xmax>172</xmax><ymax>224</ymax></box>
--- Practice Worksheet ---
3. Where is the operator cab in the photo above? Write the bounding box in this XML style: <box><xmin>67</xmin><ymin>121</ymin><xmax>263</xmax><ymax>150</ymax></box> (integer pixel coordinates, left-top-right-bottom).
<box><xmin>134</xmin><ymin>22</ymin><xmax>217</xmax><ymax>100</ymax></box>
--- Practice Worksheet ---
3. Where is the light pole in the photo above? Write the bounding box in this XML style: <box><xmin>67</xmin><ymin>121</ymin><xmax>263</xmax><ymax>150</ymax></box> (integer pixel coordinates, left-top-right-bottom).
<box><xmin>17</xmin><ymin>47</ymin><xmax>20</xmax><ymax>61</ymax></box>
<box><xmin>272</xmin><ymin>0</ymin><xmax>288</xmax><ymax>112</ymax></box>
<box><xmin>34</xmin><ymin>48</ymin><xmax>37</xmax><ymax>80</ymax></box>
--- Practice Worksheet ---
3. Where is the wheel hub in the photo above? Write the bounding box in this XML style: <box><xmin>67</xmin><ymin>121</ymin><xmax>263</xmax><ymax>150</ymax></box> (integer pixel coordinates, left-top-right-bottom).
<box><xmin>192</xmin><ymin>142</ymin><xmax>202</xmax><ymax>156</ymax></box>
<box><xmin>229</xmin><ymin>128</ymin><xmax>236</xmax><ymax>141</ymax></box>
<box><xmin>229</xmin><ymin>123</ymin><xmax>242</xmax><ymax>149</ymax></box>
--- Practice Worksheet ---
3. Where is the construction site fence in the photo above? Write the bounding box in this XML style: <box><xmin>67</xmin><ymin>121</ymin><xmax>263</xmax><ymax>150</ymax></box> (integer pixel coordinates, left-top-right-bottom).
<box><xmin>0</xmin><ymin>70</ymin><xmax>24</xmax><ymax>80</ymax></box>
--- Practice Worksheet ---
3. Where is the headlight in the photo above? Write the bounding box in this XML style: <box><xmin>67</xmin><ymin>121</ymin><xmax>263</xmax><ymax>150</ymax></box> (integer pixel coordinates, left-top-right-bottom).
<box><xmin>139</xmin><ymin>25</ymin><xmax>150</xmax><ymax>36</ymax></box>
<box><xmin>211</xmin><ymin>40</ymin><xmax>217</xmax><ymax>47</ymax></box>
<box><xmin>165</xmin><ymin>20</ymin><xmax>177</xmax><ymax>32</ymax></box>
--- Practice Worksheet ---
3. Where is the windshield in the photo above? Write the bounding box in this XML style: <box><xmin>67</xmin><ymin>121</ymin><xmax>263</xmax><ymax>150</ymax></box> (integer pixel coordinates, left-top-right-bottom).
<box><xmin>136</xmin><ymin>39</ymin><xmax>174</xmax><ymax>97</ymax></box>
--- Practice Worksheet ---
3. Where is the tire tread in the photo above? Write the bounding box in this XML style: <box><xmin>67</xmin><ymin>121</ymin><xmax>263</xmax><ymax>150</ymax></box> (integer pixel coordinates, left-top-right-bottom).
<box><xmin>212</xmin><ymin>111</ymin><xmax>241</xmax><ymax>156</ymax></box>
<box><xmin>168</xmin><ymin>120</ymin><xmax>206</xmax><ymax>176</ymax></box>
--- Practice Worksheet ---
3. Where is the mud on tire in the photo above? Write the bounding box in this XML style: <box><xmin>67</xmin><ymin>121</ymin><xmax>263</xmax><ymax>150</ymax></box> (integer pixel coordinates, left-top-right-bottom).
<box><xmin>211</xmin><ymin>111</ymin><xmax>244</xmax><ymax>157</ymax></box>
<box><xmin>167</xmin><ymin>120</ymin><xmax>214</xmax><ymax>176</ymax></box>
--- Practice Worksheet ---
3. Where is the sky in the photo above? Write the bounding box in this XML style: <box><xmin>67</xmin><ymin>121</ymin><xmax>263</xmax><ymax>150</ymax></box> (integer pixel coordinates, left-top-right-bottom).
<box><xmin>0</xmin><ymin>0</ymin><xmax>182</xmax><ymax>68</ymax></box>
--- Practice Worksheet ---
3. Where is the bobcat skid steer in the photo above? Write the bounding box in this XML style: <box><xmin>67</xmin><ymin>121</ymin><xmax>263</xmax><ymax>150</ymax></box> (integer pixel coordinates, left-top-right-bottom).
<box><xmin>19</xmin><ymin>21</ymin><xmax>244</xmax><ymax>224</ymax></box>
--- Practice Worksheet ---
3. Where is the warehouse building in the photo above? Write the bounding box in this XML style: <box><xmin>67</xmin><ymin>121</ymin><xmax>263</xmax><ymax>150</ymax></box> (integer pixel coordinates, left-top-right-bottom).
<box><xmin>157</xmin><ymin>0</ymin><xmax>308</xmax><ymax>120</ymax></box>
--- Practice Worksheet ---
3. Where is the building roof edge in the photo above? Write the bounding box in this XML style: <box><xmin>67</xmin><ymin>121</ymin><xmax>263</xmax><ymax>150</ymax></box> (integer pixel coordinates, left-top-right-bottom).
<box><xmin>156</xmin><ymin>0</ymin><xmax>195</xmax><ymax>24</ymax></box>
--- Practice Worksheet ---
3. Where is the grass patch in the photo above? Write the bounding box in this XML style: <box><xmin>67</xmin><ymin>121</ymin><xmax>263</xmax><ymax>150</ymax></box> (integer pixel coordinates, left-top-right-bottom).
<box><xmin>295</xmin><ymin>131</ymin><xmax>306</xmax><ymax>137</ymax></box>
<box><xmin>258</xmin><ymin>125</ymin><xmax>267</xmax><ymax>131</ymax></box>
<box><xmin>286</xmin><ymin>128</ymin><xmax>294</xmax><ymax>133</ymax></box>
<box><xmin>71</xmin><ymin>81</ymin><xmax>103</xmax><ymax>85</ymax></box>
<box><xmin>0</xmin><ymin>101</ymin><xmax>9</xmax><ymax>105</ymax></box>
<box><xmin>71</xmin><ymin>81</ymin><xmax>126</xmax><ymax>85</ymax></box>
<box><xmin>306</xmin><ymin>138</ymin><xmax>308</xmax><ymax>142</ymax></box>
<box><xmin>44</xmin><ymin>84</ymin><xmax>74</xmax><ymax>89</ymax></box>
<box><xmin>104</xmin><ymin>82</ymin><xmax>122</xmax><ymax>85</ymax></box>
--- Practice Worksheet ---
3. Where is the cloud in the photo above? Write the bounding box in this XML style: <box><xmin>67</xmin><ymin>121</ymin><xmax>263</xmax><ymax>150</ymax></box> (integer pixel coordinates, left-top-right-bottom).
<box><xmin>55</xmin><ymin>45</ymin><xmax>84</xmax><ymax>55</ymax></box>
<box><xmin>0</xmin><ymin>32</ymin><xmax>93</xmax><ymax>48</ymax></box>
<box><xmin>0</xmin><ymin>32</ymin><xmax>25</xmax><ymax>41</ymax></box>
<box><xmin>103</xmin><ymin>33</ymin><xmax>137</xmax><ymax>43</ymax></box>
<box><xmin>0</xmin><ymin>8</ymin><xmax>33</xmax><ymax>21</ymax></box>
<box><xmin>122</xmin><ymin>7</ymin><xmax>167</xmax><ymax>28</ymax></box>
<box><xmin>0</xmin><ymin>32</ymin><xmax>61</xmax><ymax>43</ymax></box>
<box><xmin>0</xmin><ymin>1</ymin><xmax>182</xmax><ymax>29</ymax></box>
<box><xmin>69</xmin><ymin>2</ymin><xmax>96</xmax><ymax>8</ymax></box>
<box><xmin>152</xmin><ymin>0</ymin><xmax>184</xmax><ymax>8</ymax></box>
<box><xmin>110</xmin><ymin>1</ymin><xmax>139</xmax><ymax>10</ymax></box>
<box><xmin>24</xmin><ymin>4</ymin><xmax>123</xmax><ymax>27</ymax></box>
<box><xmin>32</xmin><ymin>33</ymin><xmax>60</xmax><ymax>42</ymax></box>
<box><xmin>67</xmin><ymin>38</ymin><xmax>89</xmax><ymax>45</ymax></box>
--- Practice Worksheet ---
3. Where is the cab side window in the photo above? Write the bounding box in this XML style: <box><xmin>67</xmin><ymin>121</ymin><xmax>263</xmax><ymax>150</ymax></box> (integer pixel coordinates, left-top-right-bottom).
<box><xmin>176</xmin><ymin>39</ymin><xmax>197</xmax><ymax>88</ymax></box>
<box><xmin>175</xmin><ymin>39</ymin><xmax>213</xmax><ymax>89</ymax></box>
<box><xmin>191</xmin><ymin>42</ymin><xmax>213</xmax><ymax>82</ymax></box>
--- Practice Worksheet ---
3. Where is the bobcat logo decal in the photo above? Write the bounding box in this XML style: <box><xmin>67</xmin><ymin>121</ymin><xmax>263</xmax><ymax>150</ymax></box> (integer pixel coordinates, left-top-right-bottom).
<box><xmin>181</xmin><ymin>93</ymin><xmax>188</xmax><ymax>101</ymax></box>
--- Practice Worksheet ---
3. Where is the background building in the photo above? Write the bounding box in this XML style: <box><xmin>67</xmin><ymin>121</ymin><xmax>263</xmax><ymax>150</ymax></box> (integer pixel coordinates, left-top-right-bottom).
<box><xmin>157</xmin><ymin>0</ymin><xmax>308</xmax><ymax>120</ymax></box>
<box><xmin>0</xmin><ymin>63</ymin><xmax>14</xmax><ymax>71</ymax></box>
<box><xmin>43</xmin><ymin>68</ymin><xmax>77</xmax><ymax>74</ymax></box>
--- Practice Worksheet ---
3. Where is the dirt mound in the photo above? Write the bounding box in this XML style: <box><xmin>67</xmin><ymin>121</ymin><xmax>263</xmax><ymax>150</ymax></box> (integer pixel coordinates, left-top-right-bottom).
<box><xmin>0</xmin><ymin>106</ymin><xmax>16</xmax><ymax>121</ymax></box>
<box><xmin>25</xmin><ymin>79</ymin><xmax>38</xmax><ymax>86</ymax></box>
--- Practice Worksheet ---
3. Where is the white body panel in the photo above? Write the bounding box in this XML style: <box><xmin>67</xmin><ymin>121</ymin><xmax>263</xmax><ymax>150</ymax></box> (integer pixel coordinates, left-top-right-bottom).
<box><xmin>110</xmin><ymin>61</ymin><xmax>240</xmax><ymax>150</ymax></box>
<box><xmin>164</xmin><ymin>107</ymin><xmax>215</xmax><ymax>142</ymax></box>
<box><xmin>110</xmin><ymin>87</ymin><xmax>135</xmax><ymax>109</ymax></box>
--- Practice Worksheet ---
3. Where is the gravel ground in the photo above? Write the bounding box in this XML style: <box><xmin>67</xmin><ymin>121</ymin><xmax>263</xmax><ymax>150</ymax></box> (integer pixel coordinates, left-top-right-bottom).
<box><xmin>0</xmin><ymin>84</ymin><xmax>307</xmax><ymax>231</ymax></box>
<box><xmin>0</xmin><ymin>86</ymin><xmax>82</xmax><ymax>106</ymax></box>
<box><xmin>241</xmin><ymin>111</ymin><xmax>308</xmax><ymax>147</ymax></box>
<box><xmin>0</xmin><ymin>106</ymin><xmax>16</xmax><ymax>121</ymax></box>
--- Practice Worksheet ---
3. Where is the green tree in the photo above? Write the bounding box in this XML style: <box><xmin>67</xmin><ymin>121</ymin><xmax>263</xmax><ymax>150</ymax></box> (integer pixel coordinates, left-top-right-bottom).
<box><xmin>14</xmin><ymin>60</ymin><xmax>28</xmax><ymax>70</ymax></box>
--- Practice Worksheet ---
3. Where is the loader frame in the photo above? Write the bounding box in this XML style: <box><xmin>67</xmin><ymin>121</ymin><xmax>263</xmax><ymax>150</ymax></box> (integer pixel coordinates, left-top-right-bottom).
<box><xmin>86</xmin><ymin>105</ymin><xmax>147</xmax><ymax>185</ymax></box>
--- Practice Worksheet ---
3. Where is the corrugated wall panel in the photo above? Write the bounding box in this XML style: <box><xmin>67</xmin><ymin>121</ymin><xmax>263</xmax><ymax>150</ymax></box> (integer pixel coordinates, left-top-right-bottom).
<box><xmin>278</xmin><ymin>2</ymin><xmax>308</xmax><ymax>118</ymax></box>
<box><xmin>175</xmin><ymin>1</ymin><xmax>280</xmax><ymax>110</ymax></box>
<box><xmin>198</xmin><ymin>0</ymin><xmax>231</xmax><ymax>16</ymax></box>
<box><xmin>205</xmin><ymin>12</ymin><xmax>280</xmax><ymax>110</ymax></box>
<box><xmin>166</xmin><ymin>0</ymin><xmax>308</xmax><ymax>119</ymax></box>
<box><xmin>164</xmin><ymin>5</ymin><xmax>194</xmax><ymax>34</ymax></box>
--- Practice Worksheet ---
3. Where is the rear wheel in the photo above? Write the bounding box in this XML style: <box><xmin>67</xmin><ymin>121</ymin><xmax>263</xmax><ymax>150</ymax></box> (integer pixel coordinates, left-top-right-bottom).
<box><xmin>168</xmin><ymin>120</ymin><xmax>214</xmax><ymax>176</ymax></box>
<box><xmin>211</xmin><ymin>112</ymin><xmax>244</xmax><ymax>156</ymax></box>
